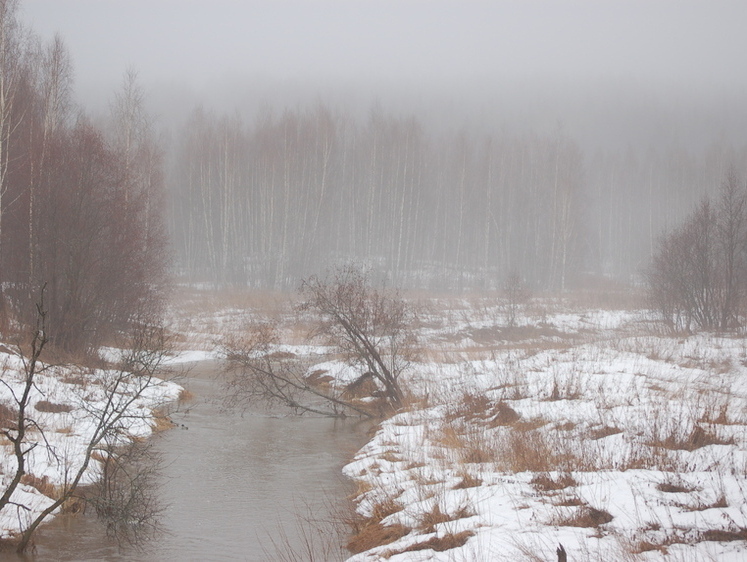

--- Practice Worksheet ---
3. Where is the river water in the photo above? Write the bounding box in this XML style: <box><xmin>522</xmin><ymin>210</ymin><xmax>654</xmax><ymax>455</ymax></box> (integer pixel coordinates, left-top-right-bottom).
<box><xmin>2</xmin><ymin>361</ymin><xmax>369</xmax><ymax>561</ymax></box>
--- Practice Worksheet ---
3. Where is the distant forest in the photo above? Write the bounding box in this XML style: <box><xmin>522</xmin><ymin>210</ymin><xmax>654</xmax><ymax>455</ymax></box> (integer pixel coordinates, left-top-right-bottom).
<box><xmin>2</xmin><ymin>0</ymin><xmax>746</xmax><ymax>308</ymax></box>
<box><xmin>168</xmin><ymin>104</ymin><xmax>746</xmax><ymax>291</ymax></box>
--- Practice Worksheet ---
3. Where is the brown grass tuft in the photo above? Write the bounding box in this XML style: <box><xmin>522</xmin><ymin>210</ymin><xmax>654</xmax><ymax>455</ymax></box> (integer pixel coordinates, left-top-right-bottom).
<box><xmin>700</xmin><ymin>528</ymin><xmax>747</xmax><ymax>542</ymax></box>
<box><xmin>347</xmin><ymin>522</ymin><xmax>411</xmax><ymax>554</ymax></box>
<box><xmin>417</xmin><ymin>503</ymin><xmax>474</xmax><ymax>534</ymax></box>
<box><xmin>556</xmin><ymin>506</ymin><xmax>613</xmax><ymax>528</ymax></box>
<box><xmin>590</xmin><ymin>426</ymin><xmax>622</xmax><ymax>440</ymax></box>
<box><xmin>384</xmin><ymin>530</ymin><xmax>475</xmax><ymax>556</ymax></box>
<box><xmin>151</xmin><ymin>410</ymin><xmax>175</xmax><ymax>432</ymax></box>
<box><xmin>651</xmin><ymin>425</ymin><xmax>733</xmax><ymax>451</ymax></box>
<box><xmin>178</xmin><ymin>388</ymin><xmax>195</xmax><ymax>403</ymax></box>
<box><xmin>453</xmin><ymin>472</ymin><xmax>482</xmax><ymax>489</ymax></box>
<box><xmin>531</xmin><ymin>472</ymin><xmax>577</xmax><ymax>492</ymax></box>
<box><xmin>20</xmin><ymin>473</ymin><xmax>56</xmax><ymax>498</ymax></box>
<box><xmin>34</xmin><ymin>400</ymin><xmax>73</xmax><ymax>413</ymax></box>
<box><xmin>489</xmin><ymin>401</ymin><xmax>521</xmax><ymax>426</ymax></box>
<box><xmin>656</xmin><ymin>481</ymin><xmax>695</xmax><ymax>494</ymax></box>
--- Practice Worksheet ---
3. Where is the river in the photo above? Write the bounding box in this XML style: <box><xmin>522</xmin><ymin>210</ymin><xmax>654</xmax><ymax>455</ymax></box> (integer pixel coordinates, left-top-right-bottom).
<box><xmin>2</xmin><ymin>361</ymin><xmax>369</xmax><ymax>561</ymax></box>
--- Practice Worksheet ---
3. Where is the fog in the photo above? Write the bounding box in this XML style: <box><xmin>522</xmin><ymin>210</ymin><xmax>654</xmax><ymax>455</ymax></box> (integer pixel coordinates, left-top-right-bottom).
<box><xmin>24</xmin><ymin>1</ymin><xmax>747</xmax><ymax>142</ymax></box>
<box><xmin>19</xmin><ymin>0</ymin><xmax>747</xmax><ymax>290</ymax></box>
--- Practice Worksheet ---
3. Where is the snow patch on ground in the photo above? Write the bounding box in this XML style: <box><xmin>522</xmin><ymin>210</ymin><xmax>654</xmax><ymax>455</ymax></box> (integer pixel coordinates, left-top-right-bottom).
<box><xmin>338</xmin><ymin>305</ymin><xmax>747</xmax><ymax>561</ymax></box>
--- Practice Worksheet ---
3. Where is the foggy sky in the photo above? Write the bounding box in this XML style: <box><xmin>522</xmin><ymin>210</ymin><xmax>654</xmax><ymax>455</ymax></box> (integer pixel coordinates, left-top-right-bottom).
<box><xmin>22</xmin><ymin>1</ymin><xmax>747</xmax><ymax>147</ymax></box>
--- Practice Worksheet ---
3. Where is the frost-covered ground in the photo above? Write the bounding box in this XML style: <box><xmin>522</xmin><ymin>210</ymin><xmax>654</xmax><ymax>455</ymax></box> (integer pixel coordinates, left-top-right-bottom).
<box><xmin>337</xmin><ymin>299</ymin><xmax>747</xmax><ymax>561</ymax></box>
<box><xmin>0</xmin><ymin>349</ymin><xmax>182</xmax><ymax>540</ymax></box>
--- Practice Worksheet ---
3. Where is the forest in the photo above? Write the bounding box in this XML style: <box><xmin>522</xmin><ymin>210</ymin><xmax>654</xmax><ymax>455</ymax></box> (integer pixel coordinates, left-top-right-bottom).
<box><xmin>167</xmin><ymin>103</ymin><xmax>747</xmax><ymax>291</ymax></box>
<box><xmin>0</xmin><ymin>1</ymin><xmax>165</xmax><ymax>353</ymax></box>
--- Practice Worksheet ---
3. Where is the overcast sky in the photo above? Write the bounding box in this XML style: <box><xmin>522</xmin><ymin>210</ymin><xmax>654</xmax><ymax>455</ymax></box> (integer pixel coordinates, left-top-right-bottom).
<box><xmin>20</xmin><ymin>1</ymin><xmax>747</xmax><ymax>142</ymax></box>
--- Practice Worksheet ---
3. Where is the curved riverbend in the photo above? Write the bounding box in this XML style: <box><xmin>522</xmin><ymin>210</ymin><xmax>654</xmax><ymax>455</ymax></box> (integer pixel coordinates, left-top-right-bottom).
<box><xmin>7</xmin><ymin>361</ymin><xmax>369</xmax><ymax>561</ymax></box>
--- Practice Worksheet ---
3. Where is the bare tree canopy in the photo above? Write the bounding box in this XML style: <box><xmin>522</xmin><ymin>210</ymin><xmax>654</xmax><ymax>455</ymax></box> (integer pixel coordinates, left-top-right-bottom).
<box><xmin>223</xmin><ymin>265</ymin><xmax>416</xmax><ymax>417</ymax></box>
<box><xmin>648</xmin><ymin>168</ymin><xmax>747</xmax><ymax>332</ymax></box>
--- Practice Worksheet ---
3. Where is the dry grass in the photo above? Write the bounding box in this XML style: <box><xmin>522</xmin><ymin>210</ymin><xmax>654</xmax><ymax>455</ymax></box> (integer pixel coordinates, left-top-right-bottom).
<box><xmin>383</xmin><ymin>530</ymin><xmax>475</xmax><ymax>556</ymax></box>
<box><xmin>178</xmin><ymin>388</ymin><xmax>195</xmax><ymax>403</ymax></box>
<box><xmin>346</xmin><ymin>521</ymin><xmax>411</xmax><ymax>555</ymax></box>
<box><xmin>531</xmin><ymin>472</ymin><xmax>577</xmax><ymax>492</ymax></box>
<box><xmin>346</xmin><ymin>494</ymin><xmax>409</xmax><ymax>554</ymax></box>
<box><xmin>590</xmin><ymin>425</ymin><xmax>622</xmax><ymax>440</ymax></box>
<box><xmin>436</xmin><ymin>424</ymin><xmax>497</xmax><ymax>464</ymax></box>
<box><xmin>151</xmin><ymin>410</ymin><xmax>175</xmax><ymax>432</ymax></box>
<box><xmin>498</xmin><ymin>429</ymin><xmax>582</xmax><ymax>473</ymax></box>
<box><xmin>0</xmin><ymin>402</ymin><xmax>17</xmax><ymax>428</ymax></box>
<box><xmin>656</xmin><ymin>480</ymin><xmax>696</xmax><ymax>494</ymax></box>
<box><xmin>34</xmin><ymin>400</ymin><xmax>73</xmax><ymax>414</ymax></box>
<box><xmin>417</xmin><ymin>503</ymin><xmax>474</xmax><ymax>533</ymax></box>
<box><xmin>555</xmin><ymin>505</ymin><xmax>614</xmax><ymax>528</ymax></box>
<box><xmin>453</xmin><ymin>471</ymin><xmax>483</xmax><ymax>489</ymax></box>
<box><xmin>20</xmin><ymin>473</ymin><xmax>56</xmax><ymax>498</ymax></box>
<box><xmin>650</xmin><ymin>424</ymin><xmax>734</xmax><ymax>451</ymax></box>
<box><xmin>700</xmin><ymin>527</ymin><xmax>747</xmax><ymax>542</ymax></box>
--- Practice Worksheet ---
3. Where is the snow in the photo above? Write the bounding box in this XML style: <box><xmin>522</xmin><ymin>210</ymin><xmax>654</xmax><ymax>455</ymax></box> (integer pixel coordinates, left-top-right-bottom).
<box><xmin>0</xmin><ymin>348</ymin><xmax>182</xmax><ymax>539</ymax></box>
<box><xmin>335</xmin><ymin>303</ymin><xmax>747</xmax><ymax>561</ymax></box>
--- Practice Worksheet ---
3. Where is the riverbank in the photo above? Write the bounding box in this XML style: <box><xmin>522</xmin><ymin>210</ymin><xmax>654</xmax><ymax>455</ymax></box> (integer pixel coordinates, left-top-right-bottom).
<box><xmin>340</xmin><ymin>301</ymin><xmax>747</xmax><ymax>561</ymax></box>
<box><xmin>163</xmin><ymin>287</ymin><xmax>747</xmax><ymax>560</ymax></box>
<box><xmin>0</xmin><ymin>347</ymin><xmax>183</xmax><ymax>542</ymax></box>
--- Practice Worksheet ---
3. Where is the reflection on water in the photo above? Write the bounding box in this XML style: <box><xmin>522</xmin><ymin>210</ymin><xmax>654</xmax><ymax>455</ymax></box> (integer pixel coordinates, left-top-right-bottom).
<box><xmin>1</xmin><ymin>362</ymin><xmax>368</xmax><ymax>562</ymax></box>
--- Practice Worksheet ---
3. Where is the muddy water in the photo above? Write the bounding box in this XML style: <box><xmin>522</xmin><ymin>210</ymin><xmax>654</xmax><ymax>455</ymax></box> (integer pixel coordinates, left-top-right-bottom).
<box><xmin>4</xmin><ymin>361</ymin><xmax>369</xmax><ymax>561</ymax></box>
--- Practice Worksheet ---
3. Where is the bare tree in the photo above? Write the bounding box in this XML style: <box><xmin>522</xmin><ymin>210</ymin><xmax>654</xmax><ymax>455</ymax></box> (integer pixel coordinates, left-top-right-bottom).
<box><xmin>0</xmin><ymin>287</ymin><xmax>49</xmax><ymax>518</ymax></box>
<box><xmin>502</xmin><ymin>271</ymin><xmax>530</xmax><ymax>328</ymax></box>
<box><xmin>648</xmin><ymin>169</ymin><xmax>747</xmax><ymax>332</ymax></box>
<box><xmin>223</xmin><ymin>265</ymin><xmax>415</xmax><ymax>417</ymax></box>
<box><xmin>88</xmin><ymin>439</ymin><xmax>164</xmax><ymax>548</ymax></box>
<box><xmin>0</xmin><ymin>292</ymin><xmax>175</xmax><ymax>552</ymax></box>
<box><xmin>222</xmin><ymin>321</ymin><xmax>373</xmax><ymax>417</ymax></box>
<box><xmin>299</xmin><ymin>265</ymin><xmax>415</xmax><ymax>410</ymax></box>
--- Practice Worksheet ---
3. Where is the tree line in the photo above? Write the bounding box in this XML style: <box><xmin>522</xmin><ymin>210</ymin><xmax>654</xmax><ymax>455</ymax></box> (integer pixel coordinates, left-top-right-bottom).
<box><xmin>168</xmin><ymin>101</ymin><xmax>745</xmax><ymax>292</ymax></box>
<box><xmin>169</xmin><ymin>105</ymin><xmax>585</xmax><ymax>290</ymax></box>
<box><xmin>0</xmin><ymin>0</ymin><xmax>166</xmax><ymax>353</ymax></box>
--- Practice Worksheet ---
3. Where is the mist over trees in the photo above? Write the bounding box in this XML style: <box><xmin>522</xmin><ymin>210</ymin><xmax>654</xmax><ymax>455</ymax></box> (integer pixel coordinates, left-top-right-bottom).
<box><xmin>168</xmin><ymin>101</ymin><xmax>745</xmax><ymax>291</ymax></box>
<box><xmin>169</xmin><ymin>105</ymin><xmax>586</xmax><ymax>290</ymax></box>
<box><xmin>0</xmin><ymin>0</ymin><xmax>166</xmax><ymax>353</ymax></box>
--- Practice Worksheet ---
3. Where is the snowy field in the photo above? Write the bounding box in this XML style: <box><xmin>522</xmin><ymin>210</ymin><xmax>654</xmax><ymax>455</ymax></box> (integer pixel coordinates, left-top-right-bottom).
<box><xmin>0</xmin><ymin>348</ymin><xmax>182</xmax><ymax>540</ymax></box>
<box><xmin>14</xmin><ymin>287</ymin><xmax>746</xmax><ymax>560</ymax></box>
<box><xmin>165</xmin><ymin>288</ymin><xmax>747</xmax><ymax>560</ymax></box>
<box><xmin>167</xmin><ymin>287</ymin><xmax>747</xmax><ymax>560</ymax></box>
<box><xmin>338</xmin><ymin>300</ymin><xmax>747</xmax><ymax>561</ymax></box>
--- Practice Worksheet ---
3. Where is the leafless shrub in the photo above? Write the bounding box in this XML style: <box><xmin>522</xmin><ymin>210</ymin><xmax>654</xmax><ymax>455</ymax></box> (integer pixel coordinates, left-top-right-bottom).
<box><xmin>222</xmin><ymin>320</ymin><xmax>373</xmax><ymax>418</ymax></box>
<box><xmin>502</xmin><ymin>271</ymin><xmax>531</xmax><ymax>328</ymax></box>
<box><xmin>88</xmin><ymin>440</ymin><xmax>165</xmax><ymax>548</ymax></box>
<box><xmin>648</xmin><ymin>169</ymin><xmax>747</xmax><ymax>333</ymax></box>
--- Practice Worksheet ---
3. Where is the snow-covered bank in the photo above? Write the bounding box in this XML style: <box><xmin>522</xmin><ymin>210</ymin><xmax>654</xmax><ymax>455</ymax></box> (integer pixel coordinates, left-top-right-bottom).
<box><xmin>162</xmin><ymin>288</ymin><xmax>747</xmax><ymax>560</ymax></box>
<box><xmin>338</xmin><ymin>304</ymin><xmax>747</xmax><ymax>561</ymax></box>
<box><xmin>0</xmin><ymin>348</ymin><xmax>182</xmax><ymax>540</ymax></box>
